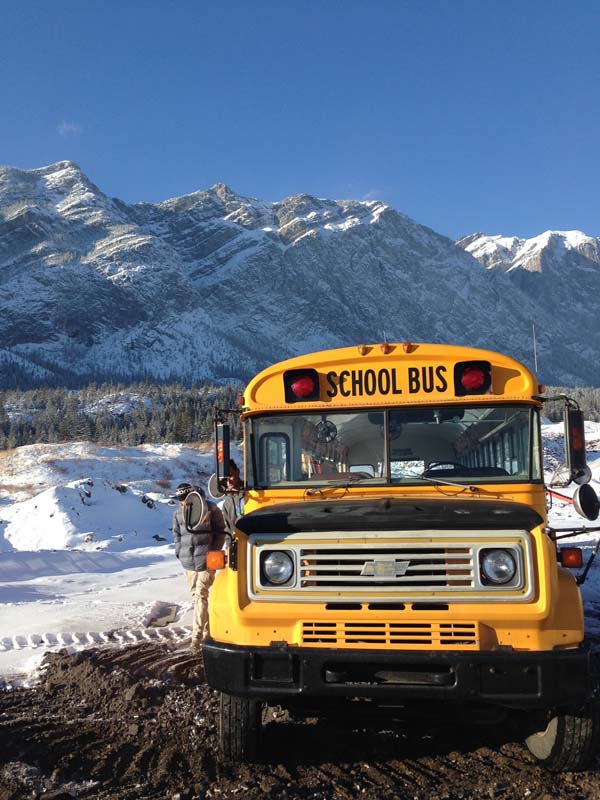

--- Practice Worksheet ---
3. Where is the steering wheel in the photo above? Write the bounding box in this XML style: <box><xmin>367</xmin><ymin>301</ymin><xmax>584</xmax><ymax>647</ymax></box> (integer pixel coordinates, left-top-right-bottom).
<box><xmin>424</xmin><ymin>461</ymin><xmax>468</xmax><ymax>473</ymax></box>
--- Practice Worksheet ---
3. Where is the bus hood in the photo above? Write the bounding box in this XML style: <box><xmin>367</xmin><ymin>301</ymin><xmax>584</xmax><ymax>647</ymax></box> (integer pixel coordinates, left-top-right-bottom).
<box><xmin>235</xmin><ymin>498</ymin><xmax>543</xmax><ymax>535</ymax></box>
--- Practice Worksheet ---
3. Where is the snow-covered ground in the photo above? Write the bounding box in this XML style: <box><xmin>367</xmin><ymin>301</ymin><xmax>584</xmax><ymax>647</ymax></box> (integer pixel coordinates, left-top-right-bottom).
<box><xmin>0</xmin><ymin>442</ymin><xmax>220</xmax><ymax>684</ymax></box>
<box><xmin>0</xmin><ymin>427</ymin><xmax>599</xmax><ymax>685</ymax></box>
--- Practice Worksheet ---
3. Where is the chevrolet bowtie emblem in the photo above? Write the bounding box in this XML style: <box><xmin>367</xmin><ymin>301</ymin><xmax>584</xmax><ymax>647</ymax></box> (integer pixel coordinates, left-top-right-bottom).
<box><xmin>361</xmin><ymin>559</ymin><xmax>411</xmax><ymax>578</ymax></box>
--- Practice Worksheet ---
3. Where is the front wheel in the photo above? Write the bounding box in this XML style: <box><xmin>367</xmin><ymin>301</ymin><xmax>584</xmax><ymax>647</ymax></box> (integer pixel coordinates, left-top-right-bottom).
<box><xmin>524</xmin><ymin>703</ymin><xmax>600</xmax><ymax>772</ymax></box>
<box><xmin>219</xmin><ymin>692</ymin><xmax>262</xmax><ymax>763</ymax></box>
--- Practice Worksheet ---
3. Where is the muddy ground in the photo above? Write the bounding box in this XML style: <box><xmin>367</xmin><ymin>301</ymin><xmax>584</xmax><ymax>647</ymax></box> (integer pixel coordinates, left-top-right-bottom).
<box><xmin>1</xmin><ymin>642</ymin><xmax>599</xmax><ymax>800</ymax></box>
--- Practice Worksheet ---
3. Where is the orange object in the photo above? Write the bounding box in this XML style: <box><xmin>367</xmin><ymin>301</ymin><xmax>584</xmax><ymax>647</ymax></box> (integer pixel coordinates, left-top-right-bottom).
<box><xmin>207</xmin><ymin>550</ymin><xmax>225</xmax><ymax>570</ymax></box>
<box><xmin>560</xmin><ymin>548</ymin><xmax>583</xmax><ymax>568</ymax></box>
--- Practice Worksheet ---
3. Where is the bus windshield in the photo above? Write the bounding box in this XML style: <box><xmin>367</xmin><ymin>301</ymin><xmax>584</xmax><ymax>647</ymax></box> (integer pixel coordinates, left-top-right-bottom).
<box><xmin>250</xmin><ymin>405</ymin><xmax>541</xmax><ymax>488</ymax></box>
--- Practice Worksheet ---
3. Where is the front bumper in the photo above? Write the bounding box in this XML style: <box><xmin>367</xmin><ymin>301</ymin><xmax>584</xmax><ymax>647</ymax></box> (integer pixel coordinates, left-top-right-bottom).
<box><xmin>202</xmin><ymin>639</ymin><xmax>592</xmax><ymax>709</ymax></box>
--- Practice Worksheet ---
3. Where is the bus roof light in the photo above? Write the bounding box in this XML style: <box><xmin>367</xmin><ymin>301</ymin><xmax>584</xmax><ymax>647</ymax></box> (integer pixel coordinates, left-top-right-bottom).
<box><xmin>283</xmin><ymin>369</ymin><xmax>320</xmax><ymax>403</ymax></box>
<box><xmin>462</xmin><ymin>367</ymin><xmax>485</xmax><ymax>390</ymax></box>
<box><xmin>292</xmin><ymin>376</ymin><xmax>315</xmax><ymax>396</ymax></box>
<box><xmin>454</xmin><ymin>361</ymin><xmax>492</xmax><ymax>396</ymax></box>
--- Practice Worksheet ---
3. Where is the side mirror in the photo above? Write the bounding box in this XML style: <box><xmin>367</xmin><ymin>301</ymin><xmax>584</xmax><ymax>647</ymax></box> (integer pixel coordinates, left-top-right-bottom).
<box><xmin>215</xmin><ymin>418</ymin><xmax>231</xmax><ymax>494</ymax></box>
<box><xmin>184</xmin><ymin>491</ymin><xmax>209</xmax><ymax>531</ymax></box>
<box><xmin>208</xmin><ymin>472</ymin><xmax>225</xmax><ymax>499</ymax></box>
<box><xmin>573</xmin><ymin>484</ymin><xmax>600</xmax><ymax>521</ymax></box>
<box><xmin>565</xmin><ymin>406</ymin><xmax>591</xmax><ymax>485</ymax></box>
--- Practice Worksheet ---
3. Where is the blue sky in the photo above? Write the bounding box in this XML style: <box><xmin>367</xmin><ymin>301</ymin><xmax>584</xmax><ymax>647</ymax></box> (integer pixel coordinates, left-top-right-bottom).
<box><xmin>1</xmin><ymin>0</ymin><xmax>599</xmax><ymax>239</ymax></box>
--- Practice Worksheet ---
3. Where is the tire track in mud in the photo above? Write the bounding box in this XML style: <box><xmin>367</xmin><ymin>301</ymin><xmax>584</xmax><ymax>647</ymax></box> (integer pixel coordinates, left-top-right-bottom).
<box><xmin>1</xmin><ymin>643</ymin><xmax>600</xmax><ymax>799</ymax></box>
<box><xmin>0</xmin><ymin>624</ymin><xmax>192</xmax><ymax>653</ymax></box>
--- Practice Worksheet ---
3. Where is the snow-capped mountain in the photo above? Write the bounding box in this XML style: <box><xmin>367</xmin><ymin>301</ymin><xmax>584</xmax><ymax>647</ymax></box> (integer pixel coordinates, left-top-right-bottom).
<box><xmin>457</xmin><ymin>231</ymin><xmax>600</xmax><ymax>386</ymax></box>
<box><xmin>457</xmin><ymin>230</ymin><xmax>600</xmax><ymax>274</ymax></box>
<box><xmin>1</xmin><ymin>160</ymin><xmax>598</xmax><ymax>388</ymax></box>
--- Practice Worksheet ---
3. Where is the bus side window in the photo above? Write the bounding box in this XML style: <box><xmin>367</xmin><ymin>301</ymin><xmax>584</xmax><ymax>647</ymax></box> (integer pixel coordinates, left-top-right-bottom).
<box><xmin>259</xmin><ymin>433</ymin><xmax>290</xmax><ymax>484</ymax></box>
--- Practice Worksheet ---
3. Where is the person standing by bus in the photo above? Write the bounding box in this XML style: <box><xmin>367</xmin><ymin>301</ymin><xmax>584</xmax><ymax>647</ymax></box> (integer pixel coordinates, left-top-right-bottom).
<box><xmin>172</xmin><ymin>482</ymin><xmax>226</xmax><ymax>648</ymax></box>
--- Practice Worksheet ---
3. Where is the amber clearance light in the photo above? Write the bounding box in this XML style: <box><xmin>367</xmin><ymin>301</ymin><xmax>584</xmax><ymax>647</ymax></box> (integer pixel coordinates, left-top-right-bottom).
<box><xmin>207</xmin><ymin>551</ymin><xmax>226</xmax><ymax>570</ymax></box>
<box><xmin>559</xmin><ymin>547</ymin><xmax>583</xmax><ymax>568</ymax></box>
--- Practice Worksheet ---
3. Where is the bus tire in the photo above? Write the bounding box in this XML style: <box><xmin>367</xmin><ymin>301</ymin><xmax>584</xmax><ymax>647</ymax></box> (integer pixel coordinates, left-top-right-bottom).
<box><xmin>219</xmin><ymin>692</ymin><xmax>262</xmax><ymax>763</ymax></box>
<box><xmin>524</xmin><ymin>704</ymin><xmax>600</xmax><ymax>772</ymax></box>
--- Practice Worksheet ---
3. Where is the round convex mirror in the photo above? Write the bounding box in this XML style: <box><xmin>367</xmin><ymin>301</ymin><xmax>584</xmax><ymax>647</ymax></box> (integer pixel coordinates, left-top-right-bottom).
<box><xmin>573</xmin><ymin>483</ymin><xmax>600</xmax><ymax>521</ymax></box>
<box><xmin>573</xmin><ymin>464</ymin><xmax>592</xmax><ymax>486</ymax></box>
<box><xmin>208</xmin><ymin>472</ymin><xmax>226</xmax><ymax>499</ymax></box>
<box><xmin>184</xmin><ymin>491</ymin><xmax>209</xmax><ymax>531</ymax></box>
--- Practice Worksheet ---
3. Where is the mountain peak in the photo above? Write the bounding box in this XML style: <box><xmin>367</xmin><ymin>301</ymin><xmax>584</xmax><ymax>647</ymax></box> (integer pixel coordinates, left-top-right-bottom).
<box><xmin>33</xmin><ymin>160</ymin><xmax>87</xmax><ymax>180</ymax></box>
<box><xmin>209</xmin><ymin>182</ymin><xmax>242</xmax><ymax>202</ymax></box>
<box><xmin>204</xmin><ymin>182</ymin><xmax>265</xmax><ymax>210</ymax></box>
<box><xmin>42</xmin><ymin>159</ymin><xmax>82</xmax><ymax>172</ymax></box>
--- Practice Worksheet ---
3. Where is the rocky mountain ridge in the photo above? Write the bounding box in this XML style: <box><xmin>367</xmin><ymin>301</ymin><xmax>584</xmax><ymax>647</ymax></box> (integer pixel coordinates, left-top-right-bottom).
<box><xmin>0</xmin><ymin>160</ymin><xmax>598</xmax><ymax>387</ymax></box>
<box><xmin>457</xmin><ymin>230</ymin><xmax>600</xmax><ymax>274</ymax></box>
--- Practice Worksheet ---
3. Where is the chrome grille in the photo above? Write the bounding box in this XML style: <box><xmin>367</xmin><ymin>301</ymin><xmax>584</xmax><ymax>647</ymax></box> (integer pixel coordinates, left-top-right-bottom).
<box><xmin>249</xmin><ymin>530</ymin><xmax>531</xmax><ymax>603</ymax></box>
<box><xmin>298</xmin><ymin>546</ymin><xmax>473</xmax><ymax>589</ymax></box>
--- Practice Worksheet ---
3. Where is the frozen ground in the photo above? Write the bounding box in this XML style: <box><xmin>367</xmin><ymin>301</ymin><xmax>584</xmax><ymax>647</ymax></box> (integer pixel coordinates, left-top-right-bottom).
<box><xmin>0</xmin><ymin>442</ymin><xmax>223</xmax><ymax>682</ymax></box>
<box><xmin>0</xmin><ymin>429</ymin><xmax>599</xmax><ymax>684</ymax></box>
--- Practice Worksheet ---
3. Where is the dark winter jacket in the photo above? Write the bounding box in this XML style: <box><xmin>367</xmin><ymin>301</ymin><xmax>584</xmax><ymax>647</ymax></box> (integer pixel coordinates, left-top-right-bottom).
<box><xmin>221</xmin><ymin>491</ymin><xmax>245</xmax><ymax>534</ymax></box>
<box><xmin>172</xmin><ymin>500</ymin><xmax>226</xmax><ymax>572</ymax></box>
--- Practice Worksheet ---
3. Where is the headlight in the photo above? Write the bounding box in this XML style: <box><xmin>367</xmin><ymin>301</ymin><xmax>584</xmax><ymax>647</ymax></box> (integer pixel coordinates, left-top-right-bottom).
<box><xmin>480</xmin><ymin>549</ymin><xmax>517</xmax><ymax>585</ymax></box>
<box><xmin>262</xmin><ymin>551</ymin><xmax>294</xmax><ymax>585</ymax></box>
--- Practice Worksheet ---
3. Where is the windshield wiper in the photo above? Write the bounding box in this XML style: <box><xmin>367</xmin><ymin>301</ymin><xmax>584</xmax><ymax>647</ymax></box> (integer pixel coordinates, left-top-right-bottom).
<box><xmin>305</xmin><ymin>475</ymin><xmax>369</xmax><ymax>496</ymax></box>
<box><xmin>407</xmin><ymin>471</ymin><xmax>480</xmax><ymax>494</ymax></box>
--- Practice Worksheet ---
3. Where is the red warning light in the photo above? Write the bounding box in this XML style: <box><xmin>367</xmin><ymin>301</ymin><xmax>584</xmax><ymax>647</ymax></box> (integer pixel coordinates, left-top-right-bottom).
<box><xmin>291</xmin><ymin>375</ymin><xmax>315</xmax><ymax>398</ymax></box>
<box><xmin>460</xmin><ymin>367</ymin><xmax>486</xmax><ymax>391</ymax></box>
<box><xmin>454</xmin><ymin>361</ymin><xmax>492</xmax><ymax>396</ymax></box>
<box><xmin>283</xmin><ymin>369</ymin><xmax>320</xmax><ymax>403</ymax></box>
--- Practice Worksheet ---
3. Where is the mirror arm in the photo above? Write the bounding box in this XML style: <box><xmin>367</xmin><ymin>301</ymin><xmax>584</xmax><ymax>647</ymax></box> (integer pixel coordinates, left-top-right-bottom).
<box><xmin>546</xmin><ymin>526</ymin><xmax>600</xmax><ymax>586</ymax></box>
<box><xmin>577</xmin><ymin>539</ymin><xmax>600</xmax><ymax>586</ymax></box>
<box><xmin>550</xmin><ymin>525</ymin><xmax>600</xmax><ymax>540</ymax></box>
<box><xmin>537</xmin><ymin>394</ymin><xmax>580</xmax><ymax>409</ymax></box>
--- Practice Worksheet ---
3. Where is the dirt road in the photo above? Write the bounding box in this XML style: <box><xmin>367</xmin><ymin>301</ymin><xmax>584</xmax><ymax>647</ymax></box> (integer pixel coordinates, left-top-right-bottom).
<box><xmin>0</xmin><ymin>642</ymin><xmax>599</xmax><ymax>800</ymax></box>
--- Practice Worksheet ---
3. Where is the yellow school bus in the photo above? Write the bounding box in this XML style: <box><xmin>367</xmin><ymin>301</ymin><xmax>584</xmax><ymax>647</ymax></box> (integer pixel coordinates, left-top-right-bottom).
<box><xmin>202</xmin><ymin>342</ymin><xmax>600</xmax><ymax>769</ymax></box>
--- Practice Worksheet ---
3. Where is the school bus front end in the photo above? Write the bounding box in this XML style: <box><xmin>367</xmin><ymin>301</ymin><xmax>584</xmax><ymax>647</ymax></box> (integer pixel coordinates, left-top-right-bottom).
<box><xmin>203</xmin><ymin>343</ymin><xmax>599</xmax><ymax>768</ymax></box>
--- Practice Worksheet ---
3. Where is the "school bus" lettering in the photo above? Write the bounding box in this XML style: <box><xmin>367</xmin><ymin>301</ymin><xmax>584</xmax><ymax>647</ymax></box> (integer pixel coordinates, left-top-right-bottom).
<box><xmin>326</xmin><ymin>366</ymin><xmax>448</xmax><ymax>398</ymax></box>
